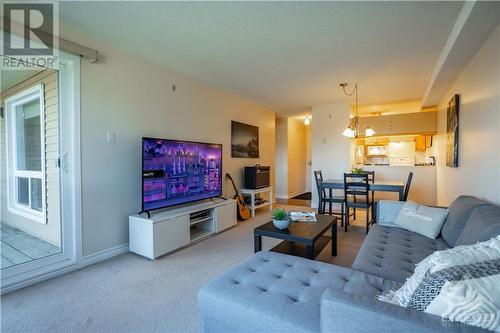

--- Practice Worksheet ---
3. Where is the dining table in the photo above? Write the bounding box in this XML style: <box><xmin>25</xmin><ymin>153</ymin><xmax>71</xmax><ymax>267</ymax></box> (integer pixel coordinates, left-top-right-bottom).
<box><xmin>319</xmin><ymin>179</ymin><xmax>406</xmax><ymax>214</ymax></box>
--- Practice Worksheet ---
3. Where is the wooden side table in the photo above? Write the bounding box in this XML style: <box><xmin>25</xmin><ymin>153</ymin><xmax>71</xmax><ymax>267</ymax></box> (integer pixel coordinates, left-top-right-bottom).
<box><xmin>239</xmin><ymin>186</ymin><xmax>273</xmax><ymax>217</ymax></box>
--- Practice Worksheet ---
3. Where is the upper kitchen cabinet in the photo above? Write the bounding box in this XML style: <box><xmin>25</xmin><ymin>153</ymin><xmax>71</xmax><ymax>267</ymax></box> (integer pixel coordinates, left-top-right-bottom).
<box><xmin>364</xmin><ymin>137</ymin><xmax>389</xmax><ymax>145</ymax></box>
<box><xmin>416</xmin><ymin>135</ymin><xmax>433</xmax><ymax>151</ymax></box>
<box><xmin>358</xmin><ymin>112</ymin><xmax>437</xmax><ymax>136</ymax></box>
<box><xmin>425</xmin><ymin>135</ymin><xmax>433</xmax><ymax>148</ymax></box>
<box><xmin>416</xmin><ymin>136</ymin><xmax>426</xmax><ymax>151</ymax></box>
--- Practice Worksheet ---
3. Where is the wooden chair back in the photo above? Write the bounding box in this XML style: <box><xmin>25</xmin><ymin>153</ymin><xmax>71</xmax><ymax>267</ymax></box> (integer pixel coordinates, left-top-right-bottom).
<box><xmin>366</xmin><ymin>170</ymin><xmax>375</xmax><ymax>183</ymax></box>
<box><xmin>343</xmin><ymin>173</ymin><xmax>370</xmax><ymax>202</ymax></box>
<box><xmin>403</xmin><ymin>172</ymin><xmax>414</xmax><ymax>201</ymax></box>
<box><xmin>314</xmin><ymin>170</ymin><xmax>325</xmax><ymax>198</ymax></box>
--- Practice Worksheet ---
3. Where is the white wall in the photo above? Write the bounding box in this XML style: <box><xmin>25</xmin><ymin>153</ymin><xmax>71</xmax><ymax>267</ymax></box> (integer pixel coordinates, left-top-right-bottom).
<box><xmin>305</xmin><ymin>125</ymin><xmax>312</xmax><ymax>192</ymax></box>
<box><xmin>287</xmin><ymin>118</ymin><xmax>307</xmax><ymax>198</ymax></box>
<box><xmin>274</xmin><ymin>117</ymin><xmax>307</xmax><ymax>198</ymax></box>
<box><xmin>363</xmin><ymin>166</ymin><xmax>436</xmax><ymax>205</ymax></box>
<box><xmin>436</xmin><ymin>23</ymin><xmax>500</xmax><ymax>206</ymax></box>
<box><xmin>275</xmin><ymin>118</ymin><xmax>288</xmax><ymax>198</ymax></box>
<box><xmin>311</xmin><ymin>102</ymin><xmax>351</xmax><ymax>207</ymax></box>
<box><xmin>62</xmin><ymin>31</ymin><xmax>276</xmax><ymax>257</ymax></box>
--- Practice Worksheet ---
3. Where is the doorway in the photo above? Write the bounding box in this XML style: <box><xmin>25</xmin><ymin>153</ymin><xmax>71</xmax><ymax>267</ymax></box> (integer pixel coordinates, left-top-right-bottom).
<box><xmin>0</xmin><ymin>52</ymin><xmax>81</xmax><ymax>292</ymax></box>
<box><xmin>274</xmin><ymin>116</ymin><xmax>311</xmax><ymax>207</ymax></box>
<box><xmin>1</xmin><ymin>69</ymin><xmax>61</xmax><ymax>270</ymax></box>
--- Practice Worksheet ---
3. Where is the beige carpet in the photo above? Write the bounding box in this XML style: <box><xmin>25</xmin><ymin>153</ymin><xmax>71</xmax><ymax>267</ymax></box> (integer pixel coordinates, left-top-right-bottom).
<box><xmin>1</xmin><ymin>204</ymin><xmax>367</xmax><ymax>333</ymax></box>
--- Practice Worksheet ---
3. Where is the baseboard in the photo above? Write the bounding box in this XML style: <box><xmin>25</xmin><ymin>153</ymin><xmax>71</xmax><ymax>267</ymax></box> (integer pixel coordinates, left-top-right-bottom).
<box><xmin>287</xmin><ymin>189</ymin><xmax>308</xmax><ymax>199</ymax></box>
<box><xmin>1</xmin><ymin>259</ymin><xmax>78</xmax><ymax>294</ymax></box>
<box><xmin>2</xmin><ymin>243</ymin><xmax>130</xmax><ymax>295</ymax></box>
<box><xmin>81</xmin><ymin>243</ymin><xmax>129</xmax><ymax>267</ymax></box>
<box><xmin>276</xmin><ymin>189</ymin><xmax>309</xmax><ymax>200</ymax></box>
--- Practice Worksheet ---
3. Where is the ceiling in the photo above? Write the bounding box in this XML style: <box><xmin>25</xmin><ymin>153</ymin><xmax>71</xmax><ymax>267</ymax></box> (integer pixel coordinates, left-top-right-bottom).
<box><xmin>59</xmin><ymin>1</ymin><xmax>465</xmax><ymax>112</ymax></box>
<box><xmin>1</xmin><ymin>68</ymin><xmax>42</xmax><ymax>92</ymax></box>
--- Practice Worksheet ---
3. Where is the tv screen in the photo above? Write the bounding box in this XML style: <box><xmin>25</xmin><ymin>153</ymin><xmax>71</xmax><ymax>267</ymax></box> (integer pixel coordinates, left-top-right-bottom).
<box><xmin>142</xmin><ymin>138</ymin><xmax>222</xmax><ymax>211</ymax></box>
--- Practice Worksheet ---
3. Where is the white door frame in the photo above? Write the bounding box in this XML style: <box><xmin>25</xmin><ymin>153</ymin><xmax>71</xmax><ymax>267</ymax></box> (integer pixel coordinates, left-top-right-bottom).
<box><xmin>5</xmin><ymin>84</ymin><xmax>47</xmax><ymax>223</ymax></box>
<box><xmin>1</xmin><ymin>35</ymin><xmax>82</xmax><ymax>293</ymax></box>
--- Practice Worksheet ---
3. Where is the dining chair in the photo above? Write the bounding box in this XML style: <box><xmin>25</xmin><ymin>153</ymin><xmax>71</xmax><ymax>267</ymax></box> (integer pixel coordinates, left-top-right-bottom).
<box><xmin>344</xmin><ymin>173</ymin><xmax>374</xmax><ymax>234</ymax></box>
<box><xmin>353</xmin><ymin>170</ymin><xmax>375</xmax><ymax>220</ymax></box>
<box><xmin>372</xmin><ymin>171</ymin><xmax>414</xmax><ymax>225</ymax></box>
<box><xmin>402</xmin><ymin>171</ymin><xmax>414</xmax><ymax>201</ymax></box>
<box><xmin>314</xmin><ymin>170</ymin><xmax>345</xmax><ymax>225</ymax></box>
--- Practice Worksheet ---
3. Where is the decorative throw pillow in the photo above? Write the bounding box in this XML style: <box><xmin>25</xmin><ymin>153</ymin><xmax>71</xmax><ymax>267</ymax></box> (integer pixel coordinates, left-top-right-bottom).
<box><xmin>378</xmin><ymin>236</ymin><xmax>500</xmax><ymax>332</ymax></box>
<box><xmin>394</xmin><ymin>201</ymin><xmax>449</xmax><ymax>239</ymax></box>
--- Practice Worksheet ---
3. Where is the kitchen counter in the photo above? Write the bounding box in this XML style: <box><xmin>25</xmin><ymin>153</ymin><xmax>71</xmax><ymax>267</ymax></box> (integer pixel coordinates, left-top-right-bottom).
<box><xmin>361</xmin><ymin>165</ymin><xmax>436</xmax><ymax>205</ymax></box>
<box><xmin>362</xmin><ymin>164</ymin><xmax>435</xmax><ymax>167</ymax></box>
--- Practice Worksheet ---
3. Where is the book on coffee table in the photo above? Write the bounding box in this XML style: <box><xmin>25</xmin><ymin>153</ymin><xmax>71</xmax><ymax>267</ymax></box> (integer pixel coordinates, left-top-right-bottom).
<box><xmin>289</xmin><ymin>211</ymin><xmax>317</xmax><ymax>223</ymax></box>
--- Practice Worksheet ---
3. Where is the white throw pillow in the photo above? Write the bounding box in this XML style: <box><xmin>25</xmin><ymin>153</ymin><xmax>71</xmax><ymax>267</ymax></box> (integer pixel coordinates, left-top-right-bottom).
<box><xmin>378</xmin><ymin>236</ymin><xmax>500</xmax><ymax>332</ymax></box>
<box><xmin>394</xmin><ymin>201</ymin><xmax>449</xmax><ymax>239</ymax></box>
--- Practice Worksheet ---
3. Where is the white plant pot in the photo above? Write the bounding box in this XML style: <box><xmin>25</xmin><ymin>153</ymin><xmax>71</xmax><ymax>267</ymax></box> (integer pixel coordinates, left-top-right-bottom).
<box><xmin>273</xmin><ymin>219</ymin><xmax>291</xmax><ymax>230</ymax></box>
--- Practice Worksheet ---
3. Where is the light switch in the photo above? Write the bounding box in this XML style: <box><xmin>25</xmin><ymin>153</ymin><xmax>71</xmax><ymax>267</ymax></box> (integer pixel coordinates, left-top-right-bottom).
<box><xmin>322</xmin><ymin>137</ymin><xmax>328</xmax><ymax>144</ymax></box>
<box><xmin>107</xmin><ymin>131</ymin><xmax>116</xmax><ymax>144</ymax></box>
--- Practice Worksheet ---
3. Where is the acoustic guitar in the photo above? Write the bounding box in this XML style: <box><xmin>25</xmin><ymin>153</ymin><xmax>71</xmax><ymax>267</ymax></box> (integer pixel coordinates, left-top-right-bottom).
<box><xmin>225</xmin><ymin>173</ymin><xmax>251</xmax><ymax>220</ymax></box>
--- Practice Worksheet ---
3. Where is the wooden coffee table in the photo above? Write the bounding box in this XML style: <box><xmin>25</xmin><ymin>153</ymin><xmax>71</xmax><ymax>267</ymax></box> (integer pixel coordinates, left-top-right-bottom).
<box><xmin>254</xmin><ymin>215</ymin><xmax>337</xmax><ymax>259</ymax></box>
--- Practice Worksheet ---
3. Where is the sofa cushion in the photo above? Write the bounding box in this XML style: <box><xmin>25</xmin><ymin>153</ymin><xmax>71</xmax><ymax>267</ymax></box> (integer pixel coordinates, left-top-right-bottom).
<box><xmin>378</xmin><ymin>236</ymin><xmax>500</xmax><ymax>332</ymax></box>
<box><xmin>441</xmin><ymin>196</ymin><xmax>490</xmax><ymax>246</ymax></box>
<box><xmin>198</xmin><ymin>251</ymin><xmax>401</xmax><ymax>333</ymax></box>
<box><xmin>455</xmin><ymin>205</ymin><xmax>500</xmax><ymax>246</ymax></box>
<box><xmin>352</xmin><ymin>224</ymin><xmax>449</xmax><ymax>283</ymax></box>
<box><xmin>394</xmin><ymin>201</ymin><xmax>449</xmax><ymax>239</ymax></box>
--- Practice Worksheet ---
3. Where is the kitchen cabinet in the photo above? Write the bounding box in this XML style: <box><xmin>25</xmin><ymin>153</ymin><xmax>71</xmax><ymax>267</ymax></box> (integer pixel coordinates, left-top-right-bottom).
<box><xmin>416</xmin><ymin>135</ymin><xmax>433</xmax><ymax>151</ymax></box>
<box><xmin>416</xmin><ymin>136</ymin><xmax>426</xmax><ymax>151</ymax></box>
<box><xmin>358</xmin><ymin>112</ymin><xmax>437</xmax><ymax>136</ymax></box>
<box><xmin>365</xmin><ymin>137</ymin><xmax>389</xmax><ymax>145</ymax></box>
<box><xmin>425</xmin><ymin>135</ymin><xmax>433</xmax><ymax>148</ymax></box>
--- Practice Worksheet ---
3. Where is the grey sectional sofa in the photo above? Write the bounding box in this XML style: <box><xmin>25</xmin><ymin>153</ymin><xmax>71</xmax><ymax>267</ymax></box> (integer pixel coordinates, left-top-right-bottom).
<box><xmin>198</xmin><ymin>196</ymin><xmax>500</xmax><ymax>333</ymax></box>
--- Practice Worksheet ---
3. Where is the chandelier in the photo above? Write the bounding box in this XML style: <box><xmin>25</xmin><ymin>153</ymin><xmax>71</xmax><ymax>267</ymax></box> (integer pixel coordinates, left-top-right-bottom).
<box><xmin>340</xmin><ymin>82</ymin><xmax>375</xmax><ymax>138</ymax></box>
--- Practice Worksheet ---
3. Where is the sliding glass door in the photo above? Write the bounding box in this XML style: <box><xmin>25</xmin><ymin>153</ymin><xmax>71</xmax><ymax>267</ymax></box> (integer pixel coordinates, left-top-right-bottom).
<box><xmin>1</xmin><ymin>53</ymin><xmax>80</xmax><ymax>292</ymax></box>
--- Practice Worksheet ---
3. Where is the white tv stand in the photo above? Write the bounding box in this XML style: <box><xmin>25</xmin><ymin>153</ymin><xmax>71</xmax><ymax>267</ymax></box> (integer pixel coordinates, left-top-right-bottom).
<box><xmin>129</xmin><ymin>198</ymin><xmax>236</xmax><ymax>260</ymax></box>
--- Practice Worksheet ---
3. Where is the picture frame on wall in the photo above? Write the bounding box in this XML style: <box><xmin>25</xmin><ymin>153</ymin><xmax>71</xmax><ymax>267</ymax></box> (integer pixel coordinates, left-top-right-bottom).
<box><xmin>231</xmin><ymin>121</ymin><xmax>259</xmax><ymax>158</ymax></box>
<box><xmin>446</xmin><ymin>94</ymin><xmax>460</xmax><ymax>167</ymax></box>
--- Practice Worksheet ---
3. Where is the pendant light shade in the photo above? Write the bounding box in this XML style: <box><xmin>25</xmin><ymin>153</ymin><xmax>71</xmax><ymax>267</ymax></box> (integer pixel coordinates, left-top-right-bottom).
<box><xmin>342</xmin><ymin>117</ymin><xmax>357</xmax><ymax>138</ymax></box>
<box><xmin>342</xmin><ymin>127</ymin><xmax>356</xmax><ymax>138</ymax></box>
<box><xmin>365</xmin><ymin>126</ymin><xmax>375</xmax><ymax>137</ymax></box>
<box><xmin>304</xmin><ymin>117</ymin><xmax>311</xmax><ymax>125</ymax></box>
<box><xmin>340</xmin><ymin>82</ymin><xmax>375</xmax><ymax>138</ymax></box>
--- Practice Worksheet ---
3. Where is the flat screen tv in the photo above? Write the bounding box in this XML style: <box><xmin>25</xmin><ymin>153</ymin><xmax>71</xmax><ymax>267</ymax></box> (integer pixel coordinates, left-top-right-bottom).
<box><xmin>142</xmin><ymin>137</ymin><xmax>222</xmax><ymax>212</ymax></box>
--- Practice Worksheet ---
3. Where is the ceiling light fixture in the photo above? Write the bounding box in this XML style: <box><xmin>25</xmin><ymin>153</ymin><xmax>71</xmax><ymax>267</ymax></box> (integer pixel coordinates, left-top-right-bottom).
<box><xmin>340</xmin><ymin>82</ymin><xmax>375</xmax><ymax>138</ymax></box>
<box><xmin>304</xmin><ymin>117</ymin><xmax>311</xmax><ymax>125</ymax></box>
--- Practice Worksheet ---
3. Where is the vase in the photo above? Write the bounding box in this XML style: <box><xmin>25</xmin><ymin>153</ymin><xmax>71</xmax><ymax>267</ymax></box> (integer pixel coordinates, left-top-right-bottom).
<box><xmin>273</xmin><ymin>219</ymin><xmax>291</xmax><ymax>230</ymax></box>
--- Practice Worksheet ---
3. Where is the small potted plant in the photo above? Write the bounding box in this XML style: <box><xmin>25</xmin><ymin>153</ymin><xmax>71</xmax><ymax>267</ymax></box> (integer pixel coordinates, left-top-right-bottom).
<box><xmin>272</xmin><ymin>209</ymin><xmax>291</xmax><ymax>230</ymax></box>
<box><xmin>352</xmin><ymin>167</ymin><xmax>364</xmax><ymax>174</ymax></box>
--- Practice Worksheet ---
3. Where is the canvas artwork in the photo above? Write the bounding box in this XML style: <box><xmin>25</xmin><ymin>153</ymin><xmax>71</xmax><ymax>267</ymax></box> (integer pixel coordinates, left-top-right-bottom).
<box><xmin>446</xmin><ymin>94</ymin><xmax>460</xmax><ymax>167</ymax></box>
<box><xmin>231</xmin><ymin>121</ymin><xmax>259</xmax><ymax>158</ymax></box>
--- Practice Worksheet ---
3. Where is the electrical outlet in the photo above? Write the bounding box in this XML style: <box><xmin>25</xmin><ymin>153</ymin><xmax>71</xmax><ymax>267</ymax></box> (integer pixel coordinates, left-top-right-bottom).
<box><xmin>322</xmin><ymin>137</ymin><xmax>328</xmax><ymax>144</ymax></box>
<box><xmin>107</xmin><ymin>131</ymin><xmax>116</xmax><ymax>144</ymax></box>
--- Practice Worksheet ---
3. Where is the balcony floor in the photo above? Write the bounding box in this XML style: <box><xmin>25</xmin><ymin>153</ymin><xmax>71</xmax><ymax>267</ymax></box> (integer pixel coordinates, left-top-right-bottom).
<box><xmin>1</xmin><ymin>223</ymin><xmax>60</xmax><ymax>270</ymax></box>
